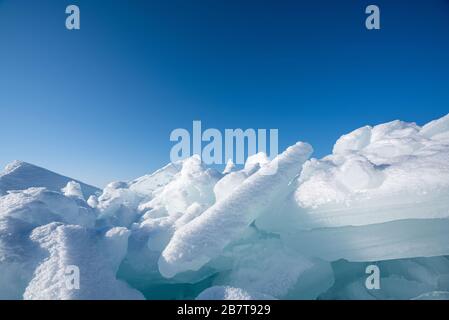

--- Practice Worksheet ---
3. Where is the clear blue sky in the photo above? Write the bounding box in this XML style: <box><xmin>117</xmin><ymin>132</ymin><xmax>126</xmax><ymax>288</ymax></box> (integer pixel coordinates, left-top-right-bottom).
<box><xmin>1</xmin><ymin>0</ymin><xmax>449</xmax><ymax>187</ymax></box>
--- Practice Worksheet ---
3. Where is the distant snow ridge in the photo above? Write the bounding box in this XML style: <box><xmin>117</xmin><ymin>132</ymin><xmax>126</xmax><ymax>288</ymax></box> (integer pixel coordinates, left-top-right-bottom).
<box><xmin>1</xmin><ymin>114</ymin><xmax>449</xmax><ymax>300</ymax></box>
<box><xmin>0</xmin><ymin>161</ymin><xmax>100</xmax><ymax>198</ymax></box>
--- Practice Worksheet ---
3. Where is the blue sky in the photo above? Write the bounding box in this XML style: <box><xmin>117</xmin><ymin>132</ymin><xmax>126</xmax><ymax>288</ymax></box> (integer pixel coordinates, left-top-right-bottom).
<box><xmin>1</xmin><ymin>0</ymin><xmax>449</xmax><ymax>187</ymax></box>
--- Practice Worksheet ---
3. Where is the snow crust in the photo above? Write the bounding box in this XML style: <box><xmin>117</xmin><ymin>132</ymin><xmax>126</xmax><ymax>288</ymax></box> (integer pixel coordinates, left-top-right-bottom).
<box><xmin>23</xmin><ymin>223</ymin><xmax>143</xmax><ymax>300</ymax></box>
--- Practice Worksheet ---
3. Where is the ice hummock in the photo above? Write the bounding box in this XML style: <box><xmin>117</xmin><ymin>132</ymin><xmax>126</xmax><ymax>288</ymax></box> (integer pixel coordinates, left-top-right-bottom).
<box><xmin>23</xmin><ymin>223</ymin><xmax>143</xmax><ymax>300</ymax></box>
<box><xmin>158</xmin><ymin>142</ymin><xmax>313</xmax><ymax>278</ymax></box>
<box><xmin>1</xmin><ymin>114</ymin><xmax>449</xmax><ymax>300</ymax></box>
<box><xmin>0</xmin><ymin>187</ymin><xmax>97</xmax><ymax>299</ymax></box>
<box><xmin>293</xmin><ymin>117</ymin><xmax>449</xmax><ymax>228</ymax></box>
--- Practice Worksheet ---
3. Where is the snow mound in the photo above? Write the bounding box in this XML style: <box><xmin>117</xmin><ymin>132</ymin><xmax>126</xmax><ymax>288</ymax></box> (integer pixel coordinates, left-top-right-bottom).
<box><xmin>61</xmin><ymin>181</ymin><xmax>84</xmax><ymax>199</ymax></box>
<box><xmin>0</xmin><ymin>187</ymin><xmax>97</xmax><ymax>299</ymax></box>
<box><xmin>139</xmin><ymin>155</ymin><xmax>221</xmax><ymax>218</ymax></box>
<box><xmin>293</xmin><ymin>116</ymin><xmax>449</xmax><ymax>228</ymax></box>
<box><xmin>0</xmin><ymin>161</ymin><xmax>99</xmax><ymax>198</ymax></box>
<box><xmin>23</xmin><ymin>223</ymin><xmax>143</xmax><ymax>300</ymax></box>
<box><xmin>0</xmin><ymin>187</ymin><xmax>96</xmax><ymax>228</ymax></box>
<box><xmin>93</xmin><ymin>157</ymin><xmax>212</xmax><ymax>228</ymax></box>
<box><xmin>95</xmin><ymin>181</ymin><xmax>143</xmax><ymax>227</ymax></box>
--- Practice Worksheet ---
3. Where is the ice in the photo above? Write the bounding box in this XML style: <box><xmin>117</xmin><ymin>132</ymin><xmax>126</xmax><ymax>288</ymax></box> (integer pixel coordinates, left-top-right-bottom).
<box><xmin>207</xmin><ymin>232</ymin><xmax>333</xmax><ymax>298</ymax></box>
<box><xmin>94</xmin><ymin>156</ymin><xmax>219</xmax><ymax>229</ymax></box>
<box><xmin>159</xmin><ymin>142</ymin><xmax>313</xmax><ymax>278</ymax></box>
<box><xmin>95</xmin><ymin>181</ymin><xmax>143</xmax><ymax>227</ymax></box>
<box><xmin>87</xmin><ymin>195</ymin><xmax>98</xmax><ymax>208</ymax></box>
<box><xmin>2</xmin><ymin>114</ymin><xmax>449</xmax><ymax>300</ymax></box>
<box><xmin>243</xmin><ymin>152</ymin><xmax>270</xmax><ymax>172</ymax></box>
<box><xmin>213</xmin><ymin>170</ymin><xmax>249</xmax><ymax>202</ymax></box>
<box><xmin>214</xmin><ymin>153</ymin><xmax>270</xmax><ymax>202</ymax></box>
<box><xmin>281</xmin><ymin>219</ymin><xmax>449</xmax><ymax>262</ymax></box>
<box><xmin>0</xmin><ymin>188</ymin><xmax>96</xmax><ymax>228</ymax></box>
<box><xmin>290</xmin><ymin>115</ymin><xmax>449</xmax><ymax>229</ymax></box>
<box><xmin>101</xmin><ymin>156</ymin><xmax>223</xmax><ymax>296</ymax></box>
<box><xmin>321</xmin><ymin>256</ymin><xmax>449</xmax><ymax>300</ymax></box>
<box><xmin>83</xmin><ymin>161</ymin><xmax>184</xmax><ymax>228</ymax></box>
<box><xmin>0</xmin><ymin>187</ymin><xmax>97</xmax><ymax>299</ymax></box>
<box><xmin>139</xmin><ymin>155</ymin><xmax>221</xmax><ymax>217</ymax></box>
<box><xmin>333</xmin><ymin>126</ymin><xmax>372</xmax><ymax>154</ymax></box>
<box><xmin>0</xmin><ymin>161</ymin><xmax>99</xmax><ymax>197</ymax></box>
<box><xmin>421</xmin><ymin>113</ymin><xmax>449</xmax><ymax>138</ymax></box>
<box><xmin>222</xmin><ymin>159</ymin><xmax>236</xmax><ymax>174</ymax></box>
<box><xmin>137</xmin><ymin>156</ymin><xmax>221</xmax><ymax>252</ymax></box>
<box><xmin>0</xmin><ymin>217</ymin><xmax>41</xmax><ymax>299</ymax></box>
<box><xmin>23</xmin><ymin>223</ymin><xmax>144</xmax><ymax>300</ymax></box>
<box><xmin>128</xmin><ymin>162</ymin><xmax>181</xmax><ymax>196</ymax></box>
<box><xmin>61</xmin><ymin>181</ymin><xmax>84</xmax><ymax>199</ymax></box>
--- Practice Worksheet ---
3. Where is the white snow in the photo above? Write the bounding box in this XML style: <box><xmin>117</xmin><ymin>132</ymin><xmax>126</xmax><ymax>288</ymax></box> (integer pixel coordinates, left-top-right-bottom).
<box><xmin>222</xmin><ymin>159</ymin><xmax>236</xmax><ymax>174</ymax></box>
<box><xmin>158</xmin><ymin>142</ymin><xmax>313</xmax><ymax>278</ymax></box>
<box><xmin>0</xmin><ymin>161</ymin><xmax>99</xmax><ymax>198</ymax></box>
<box><xmin>61</xmin><ymin>181</ymin><xmax>84</xmax><ymax>199</ymax></box>
<box><xmin>23</xmin><ymin>223</ymin><xmax>143</xmax><ymax>300</ymax></box>
<box><xmin>291</xmin><ymin>117</ymin><xmax>449</xmax><ymax>228</ymax></box>
<box><xmin>0</xmin><ymin>187</ymin><xmax>97</xmax><ymax>299</ymax></box>
<box><xmin>1</xmin><ymin>114</ymin><xmax>449</xmax><ymax>300</ymax></box>
<box><xmin>128</xmin><ymin>162</ymin><xmax>181</xmax><ymax>196</ymax></box>
<box><xmin>0</xmin><ymin>187</ymin><xmax>96</xmax><ymax>228</ymax></box>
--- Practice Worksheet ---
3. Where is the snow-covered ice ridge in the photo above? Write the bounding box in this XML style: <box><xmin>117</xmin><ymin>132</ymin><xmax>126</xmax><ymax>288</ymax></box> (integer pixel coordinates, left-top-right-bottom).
<box><xmin>1</xmin><ymin>114</ymin><xmax>449</xmax><ymax>300</ymax></box>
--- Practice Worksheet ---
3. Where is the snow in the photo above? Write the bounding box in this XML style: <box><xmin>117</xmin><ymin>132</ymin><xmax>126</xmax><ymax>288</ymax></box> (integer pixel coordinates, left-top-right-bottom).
<box><xmin>128</xmin><ymin>162</ymin><xmax>181</xmax><ymax>196</ymax></box>
<box><xmin>0</xmin><ymin>187</ymin><xmax>96</xmax><ymax>228</ymax></box>
<box><xmin>158</xmin><ymin>142</ymin><xmax>313</xmax><ymax>278</ymax></box>
<box><xmin>282</xmin><ymin>218</ymin><xmax>449</xmax><ymax>262</ymax></box>
<box><xmin>1</xmin><ymin>114</ymin><xmax>449</xmax><ymax>300</ymax></box>
<box><xmin>0</xmin><ymin>187</ymin><xmax>97</xmax><ymax>299</ymax></box>
<box><xmin>138</xmin><ymin>155</ymin><xmax>220</xmax><ymax>217</ymax></box>
<box><xmin>23</xmin><ymin>223</ymin><xmax>143</xmax><ymax>300</ymax></box>
<box><xmin>0</xmin><ymin>161</ymin><xmax>100</xmax><ymax>198</ymax></box>
<box><xmin>222</xmin><ymin>159</ymin><xmax>236</xmax><ymax>174</ymax></box>
<box><xmin>95</xmin><ymin>181</ymin><xmax>143</xmax><ymax>227</ymax></box>
<box><xmin>421</xmin><ymin>113</ymin><xmax>449</xmax><ymax>138</ymax></box>
<box><xmin>290</xmin><ymin>117</ymin><xmax>449</xmax><ymax>229</ymax></box>
<box><xmin>61</xmin><ymin>181</ymin><xmax>84</xmax><ymax>199</ymax></box>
